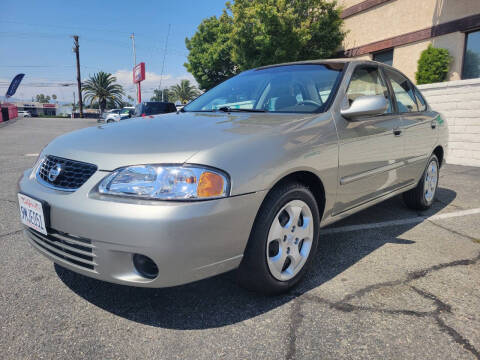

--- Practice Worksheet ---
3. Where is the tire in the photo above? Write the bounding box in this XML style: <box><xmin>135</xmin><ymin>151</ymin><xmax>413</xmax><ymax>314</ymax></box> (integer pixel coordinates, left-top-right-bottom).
<box><xmin>237</xmin><ymin>182</ymin><xmax>320</xmax><ymax>295</ymax></box>
<box><xmin>403</xmin><ymin>154</ymin><xmax>439</xmax><ymax>210</ymax></box>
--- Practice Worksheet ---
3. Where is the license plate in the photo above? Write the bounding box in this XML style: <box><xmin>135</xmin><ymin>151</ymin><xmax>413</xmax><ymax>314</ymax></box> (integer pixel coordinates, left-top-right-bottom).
<box><xmin>18</xmin><ymin>193</ymin><xmax>48</xmax><ymax>235</ymax></box>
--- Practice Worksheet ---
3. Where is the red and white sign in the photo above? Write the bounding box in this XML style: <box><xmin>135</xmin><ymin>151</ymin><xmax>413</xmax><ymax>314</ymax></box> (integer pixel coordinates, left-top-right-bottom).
<box><xmin>133</xmin><ymin>62</ymin><xmax>145</xmax><ymax>84</ymax></box>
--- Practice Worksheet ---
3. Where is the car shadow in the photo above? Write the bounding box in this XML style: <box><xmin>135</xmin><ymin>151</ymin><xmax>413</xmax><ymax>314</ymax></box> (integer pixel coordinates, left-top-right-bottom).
<box><xmin>55</xmin><ymin>187</ymin><xmax>456</xmax><ymax>330</ymax></box>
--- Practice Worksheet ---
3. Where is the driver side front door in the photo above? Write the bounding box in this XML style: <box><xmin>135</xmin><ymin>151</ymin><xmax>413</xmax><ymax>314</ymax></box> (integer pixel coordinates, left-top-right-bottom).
<box><xmin>333</xmin><ymin>64</ymin><xmax>404</xmax><ymax>214</ymax></box>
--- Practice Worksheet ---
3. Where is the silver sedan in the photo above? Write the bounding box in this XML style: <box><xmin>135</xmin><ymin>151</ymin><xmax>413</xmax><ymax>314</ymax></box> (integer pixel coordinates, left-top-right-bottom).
<box><xmin>18</xmin><ymin>60</ymin><xmax>448</xmax><ymax>294</ymax></box>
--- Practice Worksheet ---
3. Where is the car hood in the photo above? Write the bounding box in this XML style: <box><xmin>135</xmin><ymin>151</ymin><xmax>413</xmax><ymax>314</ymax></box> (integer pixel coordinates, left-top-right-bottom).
<box><xmin>44</xmin><ymin>111</ymin><xmax>318</xmax><ymax>171</ymax></box>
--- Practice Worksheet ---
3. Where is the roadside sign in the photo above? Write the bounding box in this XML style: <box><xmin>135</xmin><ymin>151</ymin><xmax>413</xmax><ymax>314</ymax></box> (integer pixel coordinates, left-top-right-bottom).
<box><xmin>133</xmin><ymin>63</ymin><xmax>145</xmax><ymax>83</ymax></box>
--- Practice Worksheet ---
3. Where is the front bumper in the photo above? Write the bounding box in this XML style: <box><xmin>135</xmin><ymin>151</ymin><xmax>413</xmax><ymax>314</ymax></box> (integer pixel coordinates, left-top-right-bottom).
<box><xmin>19</xmin><ymin>169</ymin><xmax>266</xmax><ymax>287</ymax></box>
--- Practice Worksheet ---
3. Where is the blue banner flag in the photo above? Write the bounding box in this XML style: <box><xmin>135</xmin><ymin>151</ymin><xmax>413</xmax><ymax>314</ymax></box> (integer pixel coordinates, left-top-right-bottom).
<box><xmin>6</xmin><ymin>73</ymin><xmax>25</xmax><ymax>98</ymax></box>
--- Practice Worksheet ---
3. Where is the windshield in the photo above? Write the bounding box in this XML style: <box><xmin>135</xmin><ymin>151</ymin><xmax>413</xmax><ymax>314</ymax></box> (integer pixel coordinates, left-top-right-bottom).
<box><xmin>184</xmin><ymin>64</ymin><xmax>344</xmax><ymax>113</ymax></box>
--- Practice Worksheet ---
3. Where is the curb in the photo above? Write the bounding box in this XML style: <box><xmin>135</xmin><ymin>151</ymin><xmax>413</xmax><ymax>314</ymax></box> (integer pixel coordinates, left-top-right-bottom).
<box><xmin>0</xmin><ymin>117</ymin><xmax>19</xmax><ymax>128</ymax></box>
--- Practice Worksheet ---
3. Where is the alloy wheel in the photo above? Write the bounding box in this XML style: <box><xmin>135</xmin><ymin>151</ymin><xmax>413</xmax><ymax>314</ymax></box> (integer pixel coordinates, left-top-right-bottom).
<box><xmin>424</xmin><ymin>160</ymin><xmax>438</xmax><ymax>202</ymax></box>
<box><xmin>266</xmin><ymin>199</ymin><xmax>314</xmax><ymax>281</ymax></box>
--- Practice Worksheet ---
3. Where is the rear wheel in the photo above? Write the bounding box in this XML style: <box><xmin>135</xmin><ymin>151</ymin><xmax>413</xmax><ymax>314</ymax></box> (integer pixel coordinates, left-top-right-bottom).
<box><xmin>403</xmin><ymin>154</ymin><xmax>439</xmax><ymax>210</ymax></box>
<box><xmin>237</xmin><ymin>182</ymin><xmax>320</xmax><ymax>295</ymax></box>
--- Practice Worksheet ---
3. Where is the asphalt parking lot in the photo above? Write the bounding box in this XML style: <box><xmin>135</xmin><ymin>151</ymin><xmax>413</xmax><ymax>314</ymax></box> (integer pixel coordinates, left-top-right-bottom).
<box><xmin>1</xmin><ymin>117</ymin><xmax>479</xmax><ymax>359</ymax></box>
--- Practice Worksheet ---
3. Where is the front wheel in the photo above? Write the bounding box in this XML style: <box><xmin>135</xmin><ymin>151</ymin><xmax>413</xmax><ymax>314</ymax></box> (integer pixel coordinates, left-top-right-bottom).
<box><xmin>237</xmin><ymin>182</ymin><xmax>320</xmax><ymax>295</ymax></box>
<box><xmin>403</xmin><ymin>154</ymin><xmax>439</xmax><ymax>210</ymax></box>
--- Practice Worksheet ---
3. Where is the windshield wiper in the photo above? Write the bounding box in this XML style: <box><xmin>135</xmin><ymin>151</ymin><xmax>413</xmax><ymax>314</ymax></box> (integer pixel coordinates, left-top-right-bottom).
<box><xmin>217</xmin><ymin>106</ymin><xmax>267</xmax><ymax>113</ymax></box>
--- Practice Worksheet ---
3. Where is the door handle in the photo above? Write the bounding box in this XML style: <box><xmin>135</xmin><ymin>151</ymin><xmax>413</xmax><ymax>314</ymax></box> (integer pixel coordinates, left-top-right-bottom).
<box><xmin>431</xmin><ymin>120</ymin><xmax>437</xmax><ymax>129</ymax></box>
<box><xmin>393</xmin><ymin>129</ymin><xmax>402</xmax><ymax>136</ymax></box>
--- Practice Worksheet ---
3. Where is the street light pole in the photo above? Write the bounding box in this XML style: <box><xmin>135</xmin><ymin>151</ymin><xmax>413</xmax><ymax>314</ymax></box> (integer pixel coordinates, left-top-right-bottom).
<box><xmin>130</xmin><ymin>33</ymin><xmax>138</xmax><ymax>104</ymax></box>
<box><xmin>159</xmin><ymin>24</ymin><xmax>171</xmax><ymax>102</ymax></box>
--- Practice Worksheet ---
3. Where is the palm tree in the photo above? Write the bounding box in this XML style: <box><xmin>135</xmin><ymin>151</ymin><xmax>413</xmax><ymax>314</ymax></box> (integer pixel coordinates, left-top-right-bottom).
<box><xmin>82</xmin><ymin>72</ymin><xmax>125</xmax><ymax>115</ymax></box>
<box><xmin>168</xmin><ymin>80</ymin><xmax>200</xmax><ymax>104</ymax></box>
<box><xmin>150</xmin><ymin>88</ymin><xmax>171</xmax><ymax>102</ymax></box>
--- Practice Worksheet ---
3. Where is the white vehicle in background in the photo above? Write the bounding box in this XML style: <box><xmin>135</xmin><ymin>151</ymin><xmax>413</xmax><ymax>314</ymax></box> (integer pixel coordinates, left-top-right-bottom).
<box><xmin>104</xmin><ymin>107</ymin><xmax>135</xmax><ymax>123</ymax></box>
<box><xmin>18</xmin><ymin>111</ymin><xmax>31</xmax><ymax>118</ymax></box>
<box><xmin>104</xmin><ymin>109</ymin><xmax>122</xmax><ymax>123</ymax></box>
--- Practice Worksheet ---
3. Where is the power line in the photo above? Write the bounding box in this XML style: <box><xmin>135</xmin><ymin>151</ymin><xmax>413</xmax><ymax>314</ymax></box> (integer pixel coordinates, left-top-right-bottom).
<box><xmin>159</xmin><ymin>24</ymin><xmax>171</xmax><ymax>101</ymax></box>
<box><xmin>0</xmin><ymin>31</ymin><xmax>188</xmax><ymax>55</ymax></box>
<box><xmin>1</xmin><ymin>19</ymin><xmax>154</xmax><ymax>38</ymax></box>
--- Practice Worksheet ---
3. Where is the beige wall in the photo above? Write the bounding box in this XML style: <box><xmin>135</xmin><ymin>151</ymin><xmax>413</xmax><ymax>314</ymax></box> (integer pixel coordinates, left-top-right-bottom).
<box><xmin>337</xmin><ymin>0</ymin><xmax>480</xmax><ymax>50</ymax></box>
<box><xmin>392</xmin><ymin>40</ymin><xmax>431</xmax><ymax>82</ymax></box>
<box><xmin>335</xmin><ymin>0</ymin><xmax>480</xmax><ymax>83</ymax></box>
<box><xmin>341</xmin><ymin>0</ymin><xmax>437</xmax><ymax>49</ymax></box>
<box><xmin>432</xmin><ymin>32</ymin><xmax>466</xmax><ymax>81</ymax></box>
<box><xmin>336</xmin><ymin>0</ymin><xmax>363</xmax><ymax>9</ymax></box>
<box><xmin>388</xmin><ymin>32</ymin><xmax>465</xmax><ymax>83</ymax></box>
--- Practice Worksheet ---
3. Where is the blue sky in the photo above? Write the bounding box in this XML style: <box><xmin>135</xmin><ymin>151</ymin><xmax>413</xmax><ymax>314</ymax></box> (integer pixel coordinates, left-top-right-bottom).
<box><xmin>0</xmin><ymin>0</ymin><xmax>226</xmax><ymax>102</ymax></box>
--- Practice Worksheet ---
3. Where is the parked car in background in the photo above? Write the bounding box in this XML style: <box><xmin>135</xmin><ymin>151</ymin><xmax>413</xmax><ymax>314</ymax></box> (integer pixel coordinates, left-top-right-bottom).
<box><xmin>98</xmin><ymin>109</ymin><xmax>120</xmax><ymax>123</ymax></box>
<box><xmin>120</xmin><ymin>106</ymin><xmax>135</xmax><ymax>119</ymax></box>
<box><xmin>104</xmin><ymin>107</ymin><xmax>135</xmax><ymax>123</ymax></box>
<box><xmin>134</xmin><ymin>102</ymin><xmax>177</xmax><ymax>117</ymax></box>
<box><xmin>18</xmin><ymin>111</ymin><xmax>31</xmax><ymax>118</ymax></box>
<box><xmin>17</xmin><ymin>60</ymin><xmax>447</xmax><ymax>294</ymax></box>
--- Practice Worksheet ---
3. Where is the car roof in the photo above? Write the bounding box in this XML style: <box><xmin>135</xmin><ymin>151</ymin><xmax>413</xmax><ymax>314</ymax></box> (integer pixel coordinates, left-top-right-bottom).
<box><xmin>254</xmin><ymin>58</ymin><xmax>391</xmax><ymax>71</ymax></box>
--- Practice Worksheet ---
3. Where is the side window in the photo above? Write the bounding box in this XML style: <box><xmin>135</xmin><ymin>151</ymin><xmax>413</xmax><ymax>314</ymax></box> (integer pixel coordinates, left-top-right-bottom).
<box><xmin>346</xmin><ymin>66</ymin><xmax>393</xmax><ymax>114</ymax></box>
<box><xmin>414</xmin><ymin>88</ymin><xmax>427</xmax><ymax>111</ymax></box>
<box><xmin>385</xmin><ymin>70</ymin><xmax>419</xmax><ymax>113</ymax></box>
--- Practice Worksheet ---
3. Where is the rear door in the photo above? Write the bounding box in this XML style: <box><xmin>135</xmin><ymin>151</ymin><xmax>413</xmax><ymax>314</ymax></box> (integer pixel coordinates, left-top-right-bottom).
<box><xmin>383</xmin><ymin>68</ymin><xmax>438</xmax><ymax>184</ymax></box>
<box><xmin>334</xmin><ymin>64</ymin><xmax>404</xmax><ymax>214</ymax></box>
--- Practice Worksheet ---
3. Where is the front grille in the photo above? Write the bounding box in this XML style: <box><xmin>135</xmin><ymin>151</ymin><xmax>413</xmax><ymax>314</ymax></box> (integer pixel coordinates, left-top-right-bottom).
<box><xmin>27</xmin><ymin>228</ymin><xmax>96</xmax><ymax>270</ymax></box>
<box><xmin>37</xmin><ymin>155</ymin><xmax>97</xmax><ymax>191</ymax></box>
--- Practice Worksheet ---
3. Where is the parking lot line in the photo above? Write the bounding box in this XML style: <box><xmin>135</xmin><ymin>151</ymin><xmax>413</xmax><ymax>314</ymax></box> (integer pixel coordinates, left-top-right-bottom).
<box><xmin>321</xmin><ymin>208</ymin><xmax>480</xmax><ymax>234</ymax></box>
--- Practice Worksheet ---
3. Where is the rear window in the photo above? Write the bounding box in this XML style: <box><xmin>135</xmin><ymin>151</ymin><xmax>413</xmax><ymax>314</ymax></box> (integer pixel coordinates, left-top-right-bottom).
<box><xmin>135</xmin><ymin>103</ymin><xmax>175</xmax><ymax>116</ymax></box>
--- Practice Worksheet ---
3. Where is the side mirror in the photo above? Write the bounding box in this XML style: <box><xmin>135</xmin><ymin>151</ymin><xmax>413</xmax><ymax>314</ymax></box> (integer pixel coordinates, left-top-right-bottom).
<box><xmin>340</xmin><ymin>95</ymin><xmax>388</xmax><ymax>120</ymax></box>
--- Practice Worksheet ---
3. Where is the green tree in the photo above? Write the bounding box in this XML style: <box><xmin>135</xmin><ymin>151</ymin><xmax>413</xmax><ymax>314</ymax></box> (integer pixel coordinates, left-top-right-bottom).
<box><xmin>185</xmin><ymin>10</ymin><xmax>237</xmax><ymax>90</ymax></box>
<box><xmin>35</xmin><ymin>94</ymin><xmax>51</xmax><ymax>103</ymax></box>
<box><xmin>168</xmin><ymin>80</ymin><xmax>200</xmax><ymax>103</ymax></box>
<box><xmin>415</xmin><ymin>45</ymin><xmax>451</xmax><ymax>85</ymax></box>
<box><xmin>230</xmin><ymin>0</ymin><xmax>345</xmax><ymax>71</ymax></box>
<box><xmin>184</xmin><ymin>0</ymin><xmax>345</xmax><ymax>88</ymax></box>
<box><xmin>82</xmin><ymin>72</ymin><xmax>125</xmax><ymax>114</ymax></box>
<box><xmin>150</xmin><ymin>88</ymin><xmax>171</xmax><ymax>102</ymax></box>
<box><xmin>51</xmin><ymin>94</ymin><xmax>57</xmax><ymax>101</ymax></box>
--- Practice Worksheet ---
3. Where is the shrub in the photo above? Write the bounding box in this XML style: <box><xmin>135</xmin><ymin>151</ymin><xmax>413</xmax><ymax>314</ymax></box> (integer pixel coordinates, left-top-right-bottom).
<box><xmin>415</xmin><ymin>45</ymin><xmax>451</xmax><ymax>85</ymax></box>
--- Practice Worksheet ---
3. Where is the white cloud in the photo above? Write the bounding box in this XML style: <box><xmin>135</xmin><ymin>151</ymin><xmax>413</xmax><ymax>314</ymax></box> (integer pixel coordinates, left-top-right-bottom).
<box><xmin>112</xmin><ymin>70</ymin><xmax>197</xmax><ymax>100</ymax></box>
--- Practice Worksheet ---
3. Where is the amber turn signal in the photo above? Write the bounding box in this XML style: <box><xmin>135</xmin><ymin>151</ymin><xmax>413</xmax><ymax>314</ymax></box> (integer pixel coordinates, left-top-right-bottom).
<box><xmin>197</xmin><ymin>171</ymin><xmax>224</xmax><ymax>198</ymax></box>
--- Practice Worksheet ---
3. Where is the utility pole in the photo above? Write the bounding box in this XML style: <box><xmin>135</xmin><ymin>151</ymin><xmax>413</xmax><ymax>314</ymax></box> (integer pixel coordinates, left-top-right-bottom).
<box><xmin>73</xmin><ymin>36</ymin><xmax>83</xmax><ymax>118</ymax></box>
<box><xmin>130</xmin><ymin>33</ymin><xmax>138</xmax><ymax>103</ymax></box>
<box><xmin>159</xmin><ymin>24</ymin><xmax>171</xmax><ymax>102</ymax></box>
<box><xmin>72</xmin><ymin>91</ymin><xmax>76</xmax><ymax>119</ymax></box>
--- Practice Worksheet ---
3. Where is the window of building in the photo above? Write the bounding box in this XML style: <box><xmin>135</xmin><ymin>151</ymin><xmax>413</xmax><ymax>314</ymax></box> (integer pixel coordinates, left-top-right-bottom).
<box><xmin>373</xmin><ymin>49</ymin><xmax>394</xmax><ymax>66</ymax></box>
<box><xmin>463</xmin><ymin>30</ymin><xmax>480</xmax><ymax>79</ymax></box>
<box><xmin>384</xmin><ymin>69</ymin><xmax>418</xmax><ymax>113</ymax></box>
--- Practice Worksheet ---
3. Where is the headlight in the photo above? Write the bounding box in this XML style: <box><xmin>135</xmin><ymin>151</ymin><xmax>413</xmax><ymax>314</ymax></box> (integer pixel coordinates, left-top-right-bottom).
<box><xmin>98</xmin><ymin>165</ymin><xmax>229</xmax><ymax>200</ymax></box>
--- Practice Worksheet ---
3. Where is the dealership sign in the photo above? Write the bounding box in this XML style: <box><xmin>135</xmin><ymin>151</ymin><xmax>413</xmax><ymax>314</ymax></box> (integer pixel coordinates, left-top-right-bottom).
<box><xmin>133</xmin><ymin>62</ymin><xmax>145</xmax><ymax>83</ymax></box>
<box><xmin>132</xmin><ymin>62</ymin><xmax>146</xmax><ymax>103</ymax></box>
